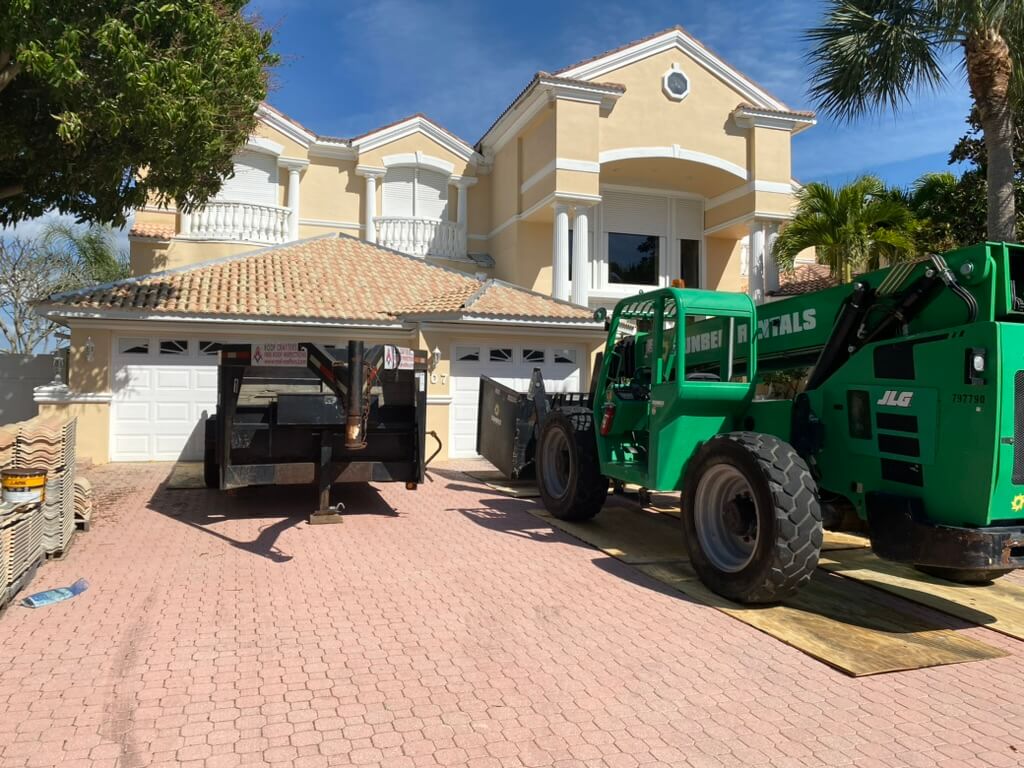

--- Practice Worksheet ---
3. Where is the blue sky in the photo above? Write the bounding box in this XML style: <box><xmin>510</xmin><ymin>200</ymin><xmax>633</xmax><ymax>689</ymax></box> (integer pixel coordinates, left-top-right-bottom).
<box><xmin>249</xmin><ymin>0</ymin><xmax>973</xmax><ymax>188</ymax></box>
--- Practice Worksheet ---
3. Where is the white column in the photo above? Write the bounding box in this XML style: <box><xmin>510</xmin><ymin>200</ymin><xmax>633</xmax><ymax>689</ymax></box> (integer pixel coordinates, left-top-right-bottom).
<box><xmin>570</xmin><ymin>205</ymin><xmax>590</xmax><ymax>306</ymax></box>
<box><xmin>278</xmin><ymin>158</ymin><xmax>308</xmax><ymax>243</ymax></box>
<box><xmin>747</xmin><ymin>220</ymin><xmax>766</xmax><ymax>305</ymax></box>
<box><xmin>764</xmin><ymin>222</ymin><xmax>780</xmax><ymax>295</ymax></box>
<box><xmin>453</xmin><ymin>176</ymin><xmax>477</xmax><ymax>258</ymax></box>
<box><xmin>356</xmin><ymin>166</ymin><xmax>386</xmax><ymax>243</ymax></box>
<box><xmin>552</xmin><ymin>203</ymin><xmax>571</xmax><ymax>301</ymax></box>
<box><xmin>179</xmin><ymin>210</ymin><xmax>191</xmax><ymax>237</ymax></box>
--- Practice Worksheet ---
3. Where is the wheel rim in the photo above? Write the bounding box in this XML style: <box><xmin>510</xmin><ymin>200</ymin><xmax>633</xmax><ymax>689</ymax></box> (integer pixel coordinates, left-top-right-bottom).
<box><xmin>541</xmin><ymin>427</ymin><xmax>572</xmax><ymax>500</ymax></box>
<box><xmin>693</xmin><ymin>464</ymin><xmax>760</xmax><ymax>573</ymax></box>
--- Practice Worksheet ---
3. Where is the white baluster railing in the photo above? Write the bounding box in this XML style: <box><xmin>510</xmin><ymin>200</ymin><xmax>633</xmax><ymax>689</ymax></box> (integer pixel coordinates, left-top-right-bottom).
<box><xmin>374</xmin><ymin>217</ymin><xmax>465</xmax><ymax>260</ymax></box>
<box><xmin>183</xmin><ymin>201</ymin><xmax>291</xmax><ymax>244</ymax></box>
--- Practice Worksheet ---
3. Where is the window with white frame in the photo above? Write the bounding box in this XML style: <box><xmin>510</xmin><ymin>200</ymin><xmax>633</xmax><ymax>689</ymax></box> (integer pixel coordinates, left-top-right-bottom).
<box><xmin>214</xmin><ymin>150</ymin><xmax>279</xmax><ymax>206</ymax></box>
<box><xmin>118</xmin><ymin>338</ymin><xmax>150</xmax><ymax>355</ymax></box>
<box><xmin>382</xmin><ymin>167</ymin><xmax>449</xmax><ymax>220</ymax></box>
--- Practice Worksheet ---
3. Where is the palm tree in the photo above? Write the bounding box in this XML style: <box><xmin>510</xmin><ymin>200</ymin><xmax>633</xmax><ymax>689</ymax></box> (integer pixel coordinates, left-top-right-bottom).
<box><xmin>772</xmin><ymin>175</ymin><xmax>917</xmax><ymax>282</ymax></box>
<box><xmin>40</xmin><ymin>221</ymin><xmax>129</xmax><ymax>284</ymax></box>
<box><xmin>806</xmin><ymin>1</ymin><xmax>1023</xmax><ymax>241</ymax></box>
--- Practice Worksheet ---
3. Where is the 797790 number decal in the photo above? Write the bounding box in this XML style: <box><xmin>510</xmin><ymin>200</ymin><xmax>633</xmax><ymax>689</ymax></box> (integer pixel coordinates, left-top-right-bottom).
<box><xmin>952</xmin><ymin>392</ymin><xmax>985</xmax><ymax>405</ymax></box>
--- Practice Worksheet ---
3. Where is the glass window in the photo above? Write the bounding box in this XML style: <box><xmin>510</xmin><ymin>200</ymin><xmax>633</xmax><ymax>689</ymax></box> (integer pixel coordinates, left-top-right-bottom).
<box><xmin>118</xmin><ymin>338</ymin><xmax>149</xmax><ymax>355</ymax></box>
<box><xmin>522</xmin><ymin>348</ymin><xmax>545</xmax><ymax>364</ymax></box>
<box><xmin>683</xmin><ymin>315</ymin><xmax>751</xmax><ymax>383</ymax></box>
<box><xmin>680</xmin><ymin>239</ymin><xmax>700</xmax><ymax>288</ymax></box>
<box><xmin>489</xmin><ymin>348</ymin><xmax>513</xmax><ymax>363</ymax></box>
<box><xmin>198</xmin><ymin>341</ymin><xmax>222</xmax><ymax>356</ymax></box>
<box><xmin>553</xmin><ymin>349</ymin><xmax>576</xmax><ymax>365</ymax></box>
<box><xmin>455</xmin><ymin>346</ymin><xmax>480</xmax><ymax>362</ymax></box>
<box><xmin>608</xmin><ymin>233</ymin><xmax>659</xmax><ymax>285</ymax></box>
<box><xmin>159</xmin><ymin>339</ymin><xmax>189</xmax><ymax>355</ymax></box>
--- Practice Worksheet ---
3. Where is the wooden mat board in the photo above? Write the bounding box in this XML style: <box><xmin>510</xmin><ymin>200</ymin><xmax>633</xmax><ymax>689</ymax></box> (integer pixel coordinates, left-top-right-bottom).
<box><xmin>636</xmin><ymin>560</ymin><xmax>1005</xmax><ymax>676</ymax></box>
<box><xmin>166</xmin><ymin>462</ymin><xmax>205</xmax><ymax>489</ymax></box>
<box><xmin>529</xmin><ymin>504</ymin><xmax>1005</xmax><ymax>676</ymax></box>
<box><xmin>463</xmin><ymin>471</ymin><xmax>540</xmax><ymax>498</ymax></box>
<box><xmin>820</xmin><ymin>548</ymin><xmax>1024</xmax><ymax>642</ymax></box>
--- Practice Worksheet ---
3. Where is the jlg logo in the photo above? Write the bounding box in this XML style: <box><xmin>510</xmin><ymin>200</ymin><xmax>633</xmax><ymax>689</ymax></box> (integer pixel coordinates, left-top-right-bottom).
<box><xmin>877</xmin><ymin>390</ymin><xmax>914</xmax><ymax>408</ymax></box>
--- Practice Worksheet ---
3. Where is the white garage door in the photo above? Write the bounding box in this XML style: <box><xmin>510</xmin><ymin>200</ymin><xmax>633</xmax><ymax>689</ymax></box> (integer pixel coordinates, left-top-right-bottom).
<box><xmin>449</xmin><ymin>343</ymin><xmax>583</xmax><ymax>458</ymax></box>
<box><xmin>111</xmin><ymin>337</ymin><xmax>221</xmax><ymax>461</ymax></box>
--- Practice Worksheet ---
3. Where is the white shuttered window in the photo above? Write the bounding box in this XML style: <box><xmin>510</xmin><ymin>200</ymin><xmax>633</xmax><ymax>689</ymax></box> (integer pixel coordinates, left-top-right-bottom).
<box><xmin>602</xmin><ymin>190</ymin><xmax>668</xmax><ymax>236</ymax></box>
<box><xmin>215</xmin><ymin>151</ymin><xmax>279</xmax><ymax>206</ymax></box>
<box><xmin>382</xmin><ymin>167</ymin><xmax>449</xmax><ymax>220</ymax></box>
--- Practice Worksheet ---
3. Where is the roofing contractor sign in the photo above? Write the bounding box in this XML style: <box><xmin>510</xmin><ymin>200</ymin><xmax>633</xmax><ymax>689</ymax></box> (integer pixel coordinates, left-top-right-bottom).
<box><xmin>251</xmin><ymin>343</ymin><xmax>308</xmax><ymax>367</ymax></box>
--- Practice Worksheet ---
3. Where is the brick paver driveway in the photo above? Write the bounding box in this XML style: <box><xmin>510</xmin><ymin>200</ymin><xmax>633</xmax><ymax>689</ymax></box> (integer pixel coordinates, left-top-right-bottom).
<box><xmin>0</xmin><ymin>462</ymin><xmax>1022</xmax><ymax>768</ymax></box>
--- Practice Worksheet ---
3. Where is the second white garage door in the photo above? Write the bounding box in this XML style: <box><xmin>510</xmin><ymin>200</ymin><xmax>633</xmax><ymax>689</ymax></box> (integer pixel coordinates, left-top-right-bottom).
<box><xmin>448</xmin><ymin>342</ymin><xmax>584</xmax><ymax>458</ymax></box>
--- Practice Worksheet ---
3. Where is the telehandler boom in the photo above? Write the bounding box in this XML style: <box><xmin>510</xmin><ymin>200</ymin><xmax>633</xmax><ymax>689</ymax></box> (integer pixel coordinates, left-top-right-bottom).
<box><xmin>478</xmin><ymin>242</ymin><xmax>1024</xmax><ymax>602</ymax></box>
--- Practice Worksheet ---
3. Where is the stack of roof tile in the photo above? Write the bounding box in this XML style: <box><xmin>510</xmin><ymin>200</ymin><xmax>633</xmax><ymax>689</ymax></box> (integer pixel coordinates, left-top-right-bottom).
<box><xmin>0</xmin><ymin>428</ymin><xmax>15</xmax><ymax>468</ymax></box>
<box><xmin>73</xmin><ymin>477</ymin><xmax>92</xmax><ymax>530</ymax></box>
<box><xmin>0</xmin><ymin>502</ymin><xmax>44</xmax><ymax>607</ymax></box>
<box><xmin>5</xmin><ymin>416</ymin><xmax>78</xmax><ymax>556</ymax></box>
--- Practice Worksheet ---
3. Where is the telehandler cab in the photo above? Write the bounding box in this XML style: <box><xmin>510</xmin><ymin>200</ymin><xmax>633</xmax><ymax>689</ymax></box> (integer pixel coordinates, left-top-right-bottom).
<box><xmin>478</xmin><ymin>242</ymin><xmax>1024</xmax><ymax>603</ymax></box>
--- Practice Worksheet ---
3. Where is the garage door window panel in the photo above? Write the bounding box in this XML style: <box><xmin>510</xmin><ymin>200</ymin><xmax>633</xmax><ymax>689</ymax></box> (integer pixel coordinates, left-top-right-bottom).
<box><xmin>455</xmin><ymin>346</ymin><xmax>480</xmax><ymax>362</ymax></box>
<box><xmin>159</xmin><ymin>339</ymin><xmax>189</xmax><ymax>355</ymax></box>
<box><xmin>199</xmin><ymin>341</ymin><xmax>223</xmax><ymax>356</ymax></box>
<box><xmin>523</xmin><ymin>348</ymin><xmax>545</xmax><ymax>364</ymax></box>
<box><xmin>554</xmin><ymin>349</ymin><xmax>577</xmax><ymax>365</ymax></box>
<box><xmin>489</xmin><ymin>348</ymin><xmax>513</xmax><ymax>363</ymax></box>
<box><xmin>118</xmin><ymin>338</ymin><xmax>150</xmax><ymax>355</ymax></box>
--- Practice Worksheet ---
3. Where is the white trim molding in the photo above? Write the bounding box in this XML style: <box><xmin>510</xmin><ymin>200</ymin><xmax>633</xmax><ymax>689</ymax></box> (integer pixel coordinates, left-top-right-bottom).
<box><xmin>277</xmin><ymin>156</ymin><xmax>310</xmax><ymax>172</ymax></box>
<box><xmin>352</xmin><ymin>116</ymin><xmax>480</xmax><ymax>164</ymax></box>
<box><xmin>256</xmin><ymin>103</ymin><xmax>316</xmax><ymax>147</ymax></box>
<box><xmin>704</xmin><ymin>209</ymin><xmax>793</xmax><ymax>236</ymax></box>
<box><xmin>34</xmin><ymin>385</ymin><xmax>113</xmax><ymax>405</ymax></box>
<box><xmin>308</xmin><ymin>140</ymin><xmax>357</xmax><ymax>161</ymax></box>
<box><xmin>426</xmin><ymin>395</ymin><xmax>453</xmax><ymax>406</ymax></box>
<box><xmin>559</xmin><ymin>28</ymin><xmax>788</xmax><ymax>112</ymax></box>
<box><xmin>706</xmin><ymin>180</ymin><xmax>794</xmax><ymax>210</ymax></box>
<box><xmin>520</xmin><ymin>157</ymin><xmax>601</xmax><ymax>194</ymax></box>
<box><xmin>599</xmin><ymin>145</ymin><xmax>747</xmax><ymax>180</ymax></box>
<box><xmin>245</xmin><ymin>136</ymin><xmax>284</xmax><ymax>157</ymax></box>
<box><xmin>733</xmin><ymin>106</ymin><xmax>816</xmax><ymax>134</ymax></box>
<box><xmin>299</xmin><ymin>218</ymin><xmax>363</xmax><ymax>231</ymax></box>
<box><xmin>661</xmin><ymin>63</ymin><xmax>690</xmax><ymax>102</ymax></box>
<box><xmin>382</xmin><ymin>151</ymin><xmax>455</xmax><ymax>176</ymax></box>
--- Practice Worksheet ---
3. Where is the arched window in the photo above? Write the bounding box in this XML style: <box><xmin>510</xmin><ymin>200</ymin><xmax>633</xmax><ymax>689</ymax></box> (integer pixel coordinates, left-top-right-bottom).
<box><xmin>382</xmin><ymin>167</ymin><xmax>449</xmax><ymax>220</ymax></box>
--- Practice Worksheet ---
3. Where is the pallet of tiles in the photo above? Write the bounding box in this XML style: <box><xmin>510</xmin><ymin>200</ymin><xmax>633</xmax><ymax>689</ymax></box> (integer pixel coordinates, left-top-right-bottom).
<box><xmin>0</xmin><ymin>502</ymin><xmax>44</xmax><ymax>611</ymax></box>
<box><xmin>42</xmin><ymin>472</ymin><xmax>75</xmax><ymax>557</ymax></box>
<box><xmin>73</xmin><ymin>477</ymin><xmax>92</xmax><ymax>531</ymax></box>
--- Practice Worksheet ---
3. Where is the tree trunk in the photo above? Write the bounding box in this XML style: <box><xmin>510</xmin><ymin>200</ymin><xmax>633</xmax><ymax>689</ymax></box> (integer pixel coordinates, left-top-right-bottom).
<box><xmin>965</xmin><ymin>31</ymin><xmax>1016</xmax><ymax>242</ymax></box>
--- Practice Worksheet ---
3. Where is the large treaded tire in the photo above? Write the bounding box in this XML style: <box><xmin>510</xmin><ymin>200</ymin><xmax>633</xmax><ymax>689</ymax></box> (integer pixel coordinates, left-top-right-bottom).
<box><xmin>682</xmin><ymin>432</ymin><xmax>823</xmax><ymax>604</ymax></box>
<box><xmin>914</xmin><ymin>566</ymin><xmax>1012</xmax><ymax>584</ymax></box>
<box><xmin>535</xmin><ymin>410</ymin><xmax>608</xmax><ymax>522</ymax></box>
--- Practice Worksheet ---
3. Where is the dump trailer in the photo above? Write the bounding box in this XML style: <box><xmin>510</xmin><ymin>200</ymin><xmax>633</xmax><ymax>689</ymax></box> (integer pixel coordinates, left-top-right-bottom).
<box><xmin>205</xmin><ymin>341</ymin><xmax>430</xmax><ymax>521</ymax></box>
<box><xmin>478</xmin><ymin>242</ymin><xmax>1024</xmax><ymax>602</ymax></box>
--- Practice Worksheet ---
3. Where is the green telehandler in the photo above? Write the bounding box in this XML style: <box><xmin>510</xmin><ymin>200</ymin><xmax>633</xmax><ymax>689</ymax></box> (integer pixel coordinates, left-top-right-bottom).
<box><xmin>477</xmin><ymin>242</ymin><xmax>1024</xmax><ymax>603</ymax></box>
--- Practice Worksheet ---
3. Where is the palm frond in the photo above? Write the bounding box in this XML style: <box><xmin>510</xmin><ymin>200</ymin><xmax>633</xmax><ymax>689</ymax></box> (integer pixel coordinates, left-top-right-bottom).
<box><xmin>806</xmin><ymin>0</ymin><xmax>950</xmax><ymax>121</ymax></box>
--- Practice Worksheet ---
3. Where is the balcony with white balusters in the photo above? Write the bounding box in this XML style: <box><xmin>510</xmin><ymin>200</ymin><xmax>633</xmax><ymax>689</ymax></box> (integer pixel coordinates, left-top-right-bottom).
<box><xmin>179</xmin><ymin>201</ymin><xmax>291</xmax><ymax>245</ymax></box>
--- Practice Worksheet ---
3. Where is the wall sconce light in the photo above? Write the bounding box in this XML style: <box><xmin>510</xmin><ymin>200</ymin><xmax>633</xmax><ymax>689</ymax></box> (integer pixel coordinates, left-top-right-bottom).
<box><xmin>430</xmin><ymin>346</ymin><xmax>441</xmax><ymax>371</ymax></box>
<box><xmin>84</xmin><ymin>336</ymin><xmax>95</xmax><ymax>362</ymax></box>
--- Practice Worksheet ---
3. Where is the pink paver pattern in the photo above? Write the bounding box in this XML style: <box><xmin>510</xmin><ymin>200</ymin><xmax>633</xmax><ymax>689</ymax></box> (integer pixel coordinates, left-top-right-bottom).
<box><xmin>0</xmin><ymin>462</ymin><xmax>1022</xmax><ymax>768</ymax></box>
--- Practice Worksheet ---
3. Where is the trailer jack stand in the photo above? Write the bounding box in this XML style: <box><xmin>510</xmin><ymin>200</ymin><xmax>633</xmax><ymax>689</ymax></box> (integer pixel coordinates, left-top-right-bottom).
<box><xmin>310</xmin><ymin>503</ymin><xmax>345</xmax><ymax>525</ymax></box>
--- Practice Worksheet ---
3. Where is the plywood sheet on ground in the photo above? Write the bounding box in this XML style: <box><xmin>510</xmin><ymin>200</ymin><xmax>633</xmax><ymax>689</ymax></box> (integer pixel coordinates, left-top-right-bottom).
<box><xmin>166</xmin><ymin>462</ymin><xmax>205</xmax><ymax>489</ymax></box>
<box><xmin>529</xmin><ymin>503</ymin><xmax>1004</xmax><ymax>676</ymax></box>
<box><xmin>820</xmin><ymin>548</ymin><xmax>1024</xmax><ymax>642</ymax></box>
<box><xmin>463</xmin><ymin>471</ymin><xmax>540</xmax><ymax>498</ymax></box>
<box><xmin>532</xmin><ymin>506</ymin><xmax>686</xmax><ymax>564</ymax></box>
<box><xmin>636</xmin><ymin>560</ymin><xmax>1005</xmax><ymax>676</ymax></box>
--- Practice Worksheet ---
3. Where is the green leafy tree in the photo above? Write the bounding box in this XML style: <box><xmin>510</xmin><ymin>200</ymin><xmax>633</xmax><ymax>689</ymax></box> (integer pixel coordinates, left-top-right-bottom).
<box><xmin>904</xmin><ymin>171</ymin><xmax>988</xmax><ymax>251</ymax></box>
<box><xmin>806</xmin><ymin>1</ymin><xmax>1024</xmax><ymax>241</ymax></box>
<box><xmin>0</xmin><ymin>1</ymin><xmax>277</xmax><ymax>228</ymax></box>
<box><xmin>772</xmin><ymin>175</ymin><xmax>917</xmax><ymax>282</ymax></box>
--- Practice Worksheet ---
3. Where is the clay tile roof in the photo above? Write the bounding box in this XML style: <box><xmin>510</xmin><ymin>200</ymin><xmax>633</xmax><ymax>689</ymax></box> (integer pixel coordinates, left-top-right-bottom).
<box><xmin>772</xmin><ymin>264</ymin><xmax>837</xmax><ymax>297</ymax></box>
<box><xmin>733</xmin><ymin>103</ymin><xmax>817</xmax><ymax>120</ymax></box>
<box><xmin>129</xmin><ymin>223</ymin><xmax>175</xmax><ymax>240</ymax></box>
<box><xmin>43</xmin><ymin>234</ymin><xmax>597</xmax><ymax>325</ymax></box>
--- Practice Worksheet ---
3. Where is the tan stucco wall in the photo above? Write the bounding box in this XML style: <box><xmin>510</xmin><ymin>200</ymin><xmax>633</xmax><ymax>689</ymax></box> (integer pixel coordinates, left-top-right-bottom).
<box><xmin>706</xmin><ymin>237</ymin><xmax>745</xmax><ymax>293</ymax></box>
<box><xmin>555</xmin><ymin>99</ymin><xmax>600</xmax><ymax>162</ymax></box>
<box><xmin>38</xmin><ymin>402</ymin><xmax>110</xmax><ymax>466</ymax></box>
<box><xmin>705</xmin><ymin>192</ymin><xmax>756</xmax><ymax>230</ymax></box>
<box><xmin>596</xmin><ymin>49</ymin><xmax>749</xmax><ymax>172</ymax></box>
<box><xmin>750</xmin><ymin>127</ymin><xmax>792</xmax><ymax>184</ymax></box>
<box><xmin>467</xmin><ymin>174</ymin><xmax>492</xmax><ymax>240</ymax></box>
<box><xmin>69</xmin><ymin>327</ymin><xmax>111</xmax><ymax>392</ymax></box>
<box><xmin>358</xmin><ymin>134</ymin><xmax>474</xmax><ymax>177</ymax></box>
<box><xmin>131</xmin><ymin>238</ymin><xmax>257</xmax><ymax>274</ymax></box>
<box><xmin>254</xmin><ymin>120</ymin><xmax>310</xmax><ymax>160</ymax></box>
<box><xmin>300</xmin><ymin>157</ymin><xmax>361</xmax><ymax>224</ymax></box>
<box><xmin>490</xmin><ymin>140</ymin><xmax>519</xmax><ymax>230</ymax></box>
<box><xmin>520</xmin><ymin>108</ymin><xmax>556</xmax><ymax>183</ymax></box>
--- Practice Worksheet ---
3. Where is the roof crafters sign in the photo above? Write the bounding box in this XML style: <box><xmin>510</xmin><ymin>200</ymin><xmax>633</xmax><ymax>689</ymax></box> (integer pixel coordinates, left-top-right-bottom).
<box><xmin>250</xmin><ymin>343</ymin><xmax>308</xmax><ymax>367</ymax></box>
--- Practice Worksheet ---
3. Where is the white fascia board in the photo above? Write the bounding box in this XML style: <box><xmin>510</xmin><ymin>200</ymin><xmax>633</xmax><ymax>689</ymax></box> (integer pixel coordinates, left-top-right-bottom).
<box><xmin>308</xmin><ymin>141</ymin><xmax>357</xmax><ymax>160</ymax></box>
<box><xmin>559</xmin><ymin>29</ymin><xmax>787</xmax><ymax>112</ymax></box>
<box><xmin>733</xmin><ymin>108</ymin><xmax>816</xmax><ymax>134</ymax></box>
<box><xmin>418</xmin><ymin>319</ymin><xmax>604</xmax><ymax>335</ymax></box>
<box><xmin>256</xmin><ymin>104</ymin><xmax>316</xmax><ymax>147</ymax></box>
<box><xmin>599</xmin><ymin>145</ymin><xmax>747</xmax><ymax>180</ymax></box>
<box><xmin>38</xmin><ymin>305</ymin><xmax>410</xmax><ymax>330</ymax></box>
<box><xmin>352</xmin><ymin>117</ymin><xmax>479</xmax><ymax>164</ymax></box>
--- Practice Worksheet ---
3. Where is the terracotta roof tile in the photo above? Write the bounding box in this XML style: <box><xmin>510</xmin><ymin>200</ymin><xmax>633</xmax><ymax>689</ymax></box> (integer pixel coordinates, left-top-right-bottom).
<box><xmin>772</xmin><ymin>264</ymin><xmax>837</xmax><ymax>296</ymax></box>
<box><xmin>129</xmin><ymin>223</ymin><xmax>175</xmax><ymax>240</ymax></box>
<box><xmin>44</xmin><ymin>234</ymin><xmax>596</xmax><ymax>325</ymax></box>
<box><xmin>733</xmin><ymin>103</ymin><xmax>817</xmax><ymax>120</ymax></box>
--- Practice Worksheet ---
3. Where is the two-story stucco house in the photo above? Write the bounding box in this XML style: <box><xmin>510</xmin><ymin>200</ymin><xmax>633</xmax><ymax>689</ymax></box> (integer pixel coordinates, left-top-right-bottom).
<box><xmin>36</xmin><ymin>26</ymin><xmax>816</xmax><ymax>465</ymax></box>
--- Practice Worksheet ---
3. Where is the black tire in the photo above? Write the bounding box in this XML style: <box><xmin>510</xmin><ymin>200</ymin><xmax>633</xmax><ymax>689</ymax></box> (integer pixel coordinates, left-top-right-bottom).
<box><xmin>535</xmin><ymin>410</ymin><xmax>608</xmax><ymax>521</ymax></box>
<box><xmin>914</xmin><ymin>566</ymin><xmax>1012</xmax><ymax>584</ymax></box>
<box><xmin>682</xmin><ymin>432</ymin><xmax>822</xmax><ymax>604</ymax></box>
<box><xmin>203</xmin><ymin>417</ymin><xmax>219</xmax><ymax>489</ymax></box>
